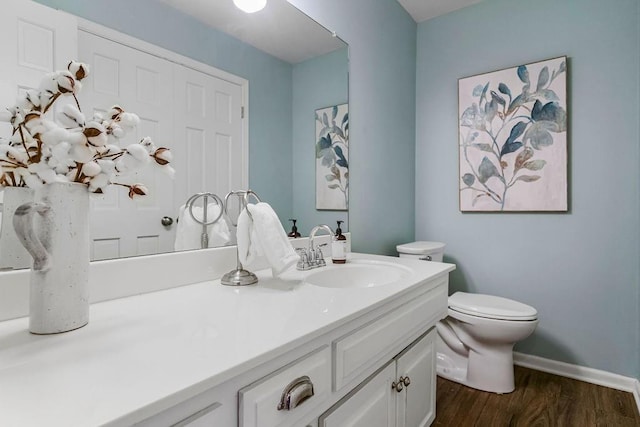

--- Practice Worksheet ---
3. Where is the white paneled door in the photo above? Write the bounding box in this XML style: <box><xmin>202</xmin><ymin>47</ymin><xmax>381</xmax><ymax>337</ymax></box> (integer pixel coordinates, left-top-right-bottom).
<box><xmin>78</xmin><ymin>29</ymin><xmax>245</xmax><ymax>260</ymax></box>
<box><xmin>173</xmin><ymin>65</ymin><xmax>246</xmax><ymax>201</ymax></box>
<box><xmin>79</xmin><ymin>30</ymin><xmax>175</xmax><ymax>260</ymax></box>
<box><xmin>0</xmin><ymin>0</ymin><xmax>77</xmax><ymax>109</ymax></box>
<box><xmin>0</xmin><ymin>0</ymin><xmax>77</xmax><ymax>196</ymax></box>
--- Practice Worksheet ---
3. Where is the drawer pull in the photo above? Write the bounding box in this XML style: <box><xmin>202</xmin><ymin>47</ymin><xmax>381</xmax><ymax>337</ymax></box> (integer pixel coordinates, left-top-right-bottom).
<box><xmin>277</xmin><ymin>375</ymin><xmax>314</xmax><ymax>411</ymax></box>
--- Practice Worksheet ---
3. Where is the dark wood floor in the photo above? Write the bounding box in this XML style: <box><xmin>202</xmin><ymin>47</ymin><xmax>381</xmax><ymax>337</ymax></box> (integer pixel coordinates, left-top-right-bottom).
<box><xmin>433</xmin><ymin>366</ymin><xmax>640</xmax><ymax>426</ymax></box>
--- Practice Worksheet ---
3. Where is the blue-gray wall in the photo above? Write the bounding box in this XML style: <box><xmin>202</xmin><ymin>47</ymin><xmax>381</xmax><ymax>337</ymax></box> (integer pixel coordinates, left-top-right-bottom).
<box><xmin>35</xmin><ymin>0</ymin><xmax>294</xmax><ymax>221</ymax></box>
<box><xmin>416</xmin><ymin>0</ymin><xmax>640</xmax><ymax>378</ymax></box>
<box><xmin>290</xmin><ymin>0</ymin><xmax>417</xmax><ymax>255</ymax></box>
<box><xmin>292</xmin><ymin>48</ymin><xmax>349</xmax><ymax>235</ymax></box>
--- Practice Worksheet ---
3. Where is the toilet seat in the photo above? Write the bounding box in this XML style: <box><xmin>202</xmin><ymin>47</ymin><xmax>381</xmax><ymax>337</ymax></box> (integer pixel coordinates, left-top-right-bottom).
<box><xmin>449</xmin><ymin>292</ymin><xmax>537</xmax><ymax>321</ymax></box>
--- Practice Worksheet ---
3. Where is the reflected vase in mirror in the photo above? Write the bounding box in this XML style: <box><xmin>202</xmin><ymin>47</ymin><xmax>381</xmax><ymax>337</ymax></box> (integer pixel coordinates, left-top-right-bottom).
<box><xmin>0</xmin><ymin>186</ymin><xmax>34</xmax><ymax>270</ymax></box>
<box><xmin>14</xmin><ymin>182</ymin><xmax>90</xmax><ymax>334</ymax></box>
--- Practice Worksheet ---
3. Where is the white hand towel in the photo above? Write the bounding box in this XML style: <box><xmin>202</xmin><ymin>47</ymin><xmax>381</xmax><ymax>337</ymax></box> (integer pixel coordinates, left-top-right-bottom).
<box><xmin>174</xmin><ymin>203</ymin><xmax>230</xmax><ymax>251</ymax></box>
<box><xmin>236</xmin><ymin>202</ymin><xmax>298</xmax><ymax>277</ymax></box>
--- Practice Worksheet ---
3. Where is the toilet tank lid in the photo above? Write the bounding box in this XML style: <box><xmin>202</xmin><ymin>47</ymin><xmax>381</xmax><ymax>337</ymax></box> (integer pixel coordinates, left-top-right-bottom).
<box><xmin>396</xmin><ymin>241</ymin><xmax>445</xmax><ymax>255</ymax></box>
<box><xmin>448</xmin><ymin>292</ymin><xmax>538</xmax><ymax>321</ymax></box>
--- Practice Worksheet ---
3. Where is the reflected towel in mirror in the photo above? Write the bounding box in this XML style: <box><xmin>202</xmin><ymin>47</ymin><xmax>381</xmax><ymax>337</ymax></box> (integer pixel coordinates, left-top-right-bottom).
<box><xmin>174</xmin><ymin>204</ymin><xmax>231</xmax><ymax>251</ymax></box>
<box><xmin>237</xmin><ymin>202</ymin><xmax>298</xmax><ymax>277</ymax></box>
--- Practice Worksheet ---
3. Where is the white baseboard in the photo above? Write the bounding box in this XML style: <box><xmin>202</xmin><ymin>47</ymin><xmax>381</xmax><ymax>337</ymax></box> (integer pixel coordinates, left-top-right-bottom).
<box><xmin>514</xmin><ymin>352</ymin><xmax>640</xmax><ymax>414</ymax></box>
<box><xmin>634</xmin><ymin>379</ymin><xmax>640</xmax><ymax>415</ymax></box>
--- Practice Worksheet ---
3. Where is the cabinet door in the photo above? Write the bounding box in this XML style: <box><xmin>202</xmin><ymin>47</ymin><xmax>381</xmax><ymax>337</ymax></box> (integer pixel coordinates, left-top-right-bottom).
<box><xmin>395</xmin><ymin>329</ymin><xmax>436</xmax><ymax>427</ymax></box>
<box><xmin>319</xmin><ymin>363</ymin><xmax>396</xmax><ymax>427</ymax></box>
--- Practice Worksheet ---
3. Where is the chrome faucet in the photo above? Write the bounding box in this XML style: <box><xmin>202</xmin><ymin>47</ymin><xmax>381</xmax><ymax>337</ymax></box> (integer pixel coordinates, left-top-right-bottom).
<box><xmin>296</xmin><ymin>224</ymin><xmax>333</xmax><ymax>271</ymax></box>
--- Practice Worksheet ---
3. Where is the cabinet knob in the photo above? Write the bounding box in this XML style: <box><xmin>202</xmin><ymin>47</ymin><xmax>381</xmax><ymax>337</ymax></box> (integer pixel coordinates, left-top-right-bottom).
<box><xmin>402</xmin><ymin>375</ymin><xmax>411</xmax><ymax>387</ymax></box>
<box><xmin>391</xmin><ymin>380</ymin><xmax>404</xmax><ymax>392</ymax></box>
<box><xmin>277</xmin><ymin>375</ymin><xmax>314</xmax><ymax>411</ymax></box>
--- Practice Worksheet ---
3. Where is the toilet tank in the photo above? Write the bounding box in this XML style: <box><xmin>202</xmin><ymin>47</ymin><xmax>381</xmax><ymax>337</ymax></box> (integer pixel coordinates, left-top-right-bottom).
<box><xmin>396</xmin><ymin>241</ymin><xmax>445</xmax><ymax>262</ymax></box>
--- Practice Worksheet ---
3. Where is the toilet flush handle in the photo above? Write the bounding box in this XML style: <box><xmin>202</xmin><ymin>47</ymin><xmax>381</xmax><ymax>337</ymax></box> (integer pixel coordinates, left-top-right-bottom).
<box><xmin>419</xmin><ymin>255</ymin><xmax>432</xmax><ymax>261</ymax></box>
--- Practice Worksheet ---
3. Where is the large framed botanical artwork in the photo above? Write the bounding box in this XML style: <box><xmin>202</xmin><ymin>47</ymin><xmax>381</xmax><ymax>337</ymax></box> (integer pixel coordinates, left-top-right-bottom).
<box><xmin>316</xmin><ymin>103</ymin><xmax>348</xmax><ymax>210</ymax></box>
<box><xmin>458</xmin><ymin>56</ymin><xmax>568</xmax><ymax>212</ymax></box>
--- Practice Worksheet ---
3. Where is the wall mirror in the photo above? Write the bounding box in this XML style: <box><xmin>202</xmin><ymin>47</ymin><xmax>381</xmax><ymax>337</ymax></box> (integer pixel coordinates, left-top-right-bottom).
<box><xmin>0</xmin><ymin>0</ymin><xmax>348</xmax><ymax>269</ymax></box>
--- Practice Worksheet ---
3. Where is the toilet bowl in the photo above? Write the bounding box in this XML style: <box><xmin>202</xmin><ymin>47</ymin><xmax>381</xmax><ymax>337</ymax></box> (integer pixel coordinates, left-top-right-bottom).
<box><xmin>436</xmin><ymin>292</ymin><xmax>538</xmax><ymax>393</ymax></box>
<box><xmin>396</xmin><ymin>242</ymin><xmax>539</xmax><ymax>394</ymax></box>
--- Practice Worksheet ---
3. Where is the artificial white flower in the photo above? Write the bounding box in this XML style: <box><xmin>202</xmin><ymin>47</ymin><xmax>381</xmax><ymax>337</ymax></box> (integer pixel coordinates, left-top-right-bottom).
<box><xmin>88</xmin><ymin>173</ymin><xmax>110</xmax><ymax>193</ymax></box>
<box><xmin>0</xmin><ymin>60</ymin><xmax>173</xmax><ymax>197</ymax></box>
<box><xmin>83</xmin><ymin>121</ymin><xmax>107</xmax><ymax>147</ymax></box>
<box><xmin>58</xmin><ymin>104</ymin><xmax>86</xmax><ymax>128</ymax></box>
<box><xmin>126</xmin><ymin>144</ymin><xmax>150</xmax><ymax>162</ymax></box>
<box><xmin>55</xmin><ymin>70</ymin><xmax>77</xmax><ymax>94</ymax></box>
<box><xmin>70</xmin><ymin>144</ymin><xmax>94</xmax><ymax>163</ymax></box>
<box><xmin>40</xmin><ymin>127</ymin><xmax>71</xmax><ymax>147</ymax></box>
<box><xmin>81</xmin><ymin>161</ymin><xmax>101</xmax><ymax>177</ymax></box>
<box><xmin>139</xmin><ymin>136</ymin><xmax>156</xmax><ymax>153</ymax></box>
<box><xmin>119</xmin><ymin>112</ymin><xmax>140</xmax><ymax>129</ymax></box>
<box><xmin>110</xmin><ymin>123</ymin><xmax>125</xmax><ymax>139</ymax></box>
<box><xmin>28</xmin><ymin>163</ymin><xmax>58</xmax><ymax>184</ymax></box>
<box><xmin>67</xmin><ymin>61</ymin><xmax>89</xmax><ymax>81</ymax></box>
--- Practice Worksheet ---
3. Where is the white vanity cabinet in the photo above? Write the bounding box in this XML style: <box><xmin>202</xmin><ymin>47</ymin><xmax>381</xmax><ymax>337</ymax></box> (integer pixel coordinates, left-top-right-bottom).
<box><xmin>0</xmin><ymin>252</ymin><xmax>454</xmax><ymax>426</ymax></box>
<box><xmin>233</xmin><ymin>277</ymin><xmax>447</xmax><ymax>427</ymax></box>
<box><xmin>319</xmin><ymin>329</ymin><xmax>436</xmax><ymax>427</ymax></box>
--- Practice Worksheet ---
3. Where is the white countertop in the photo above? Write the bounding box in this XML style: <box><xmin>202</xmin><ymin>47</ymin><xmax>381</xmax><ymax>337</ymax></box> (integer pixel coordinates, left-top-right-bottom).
<box><xmin>0</xmin><ymin>253</ymin><xmax>454</xmax><ymax>426</ymax></box>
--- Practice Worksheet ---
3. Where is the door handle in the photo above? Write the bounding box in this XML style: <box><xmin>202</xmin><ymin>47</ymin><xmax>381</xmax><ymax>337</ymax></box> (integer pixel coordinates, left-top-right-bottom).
<box><xmin>161</xmin><ymin>216</ymin><xmax>174</xmax><ymax>226</ymax></box>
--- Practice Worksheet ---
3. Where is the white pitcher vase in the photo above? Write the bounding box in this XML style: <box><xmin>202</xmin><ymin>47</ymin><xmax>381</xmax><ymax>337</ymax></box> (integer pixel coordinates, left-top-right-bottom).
<box><xmin>13</xmin><ymin>182</ymin><xmax>90</xmax><ymax>334</ymax></box>
<box><xmin>0</xmin><ymin>186</ymin><xmax>34</xmax><ymax>270</ymax></box>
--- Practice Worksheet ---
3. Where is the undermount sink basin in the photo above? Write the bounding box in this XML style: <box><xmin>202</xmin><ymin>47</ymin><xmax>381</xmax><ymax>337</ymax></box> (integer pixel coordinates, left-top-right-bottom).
<box><xmin>304</xmin><ymin>260</ymin><xmax>412</xmax><ymax>289</ymax></box>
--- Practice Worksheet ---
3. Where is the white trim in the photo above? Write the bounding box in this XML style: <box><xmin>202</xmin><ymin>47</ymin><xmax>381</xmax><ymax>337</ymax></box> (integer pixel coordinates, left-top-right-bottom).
<box><xmin>514</xmin><ymin>352</ymin><xmax>640</xmax><ymax>414</ymax></box>
<box><xmin>76</xmin><ymin>18</ymin><xmax>250</xmax><ymax>189</ymax></box>
<box><xmin>634</xmin><ymin>379</ymin><xmax>640</xmax><ymax>416</ymax></box>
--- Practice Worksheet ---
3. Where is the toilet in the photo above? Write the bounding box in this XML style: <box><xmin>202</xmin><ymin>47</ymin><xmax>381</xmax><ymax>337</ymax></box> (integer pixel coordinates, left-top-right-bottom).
<box><xmin>396</xmin><ymin>241</ymin><xmax>538</xmax><ymax>394</ymax></box>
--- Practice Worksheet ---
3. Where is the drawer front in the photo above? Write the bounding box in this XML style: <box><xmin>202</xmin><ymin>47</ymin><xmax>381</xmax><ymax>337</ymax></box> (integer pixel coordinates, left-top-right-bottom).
<box><xmin>333</xmin><ymin>279</ymin><xmax>447</xmax><ymax>391</ymax></box>
<box><xmin>239</xmin><ymin>346</ymin><xmax>331</xmax><ymax>427</ymax></box>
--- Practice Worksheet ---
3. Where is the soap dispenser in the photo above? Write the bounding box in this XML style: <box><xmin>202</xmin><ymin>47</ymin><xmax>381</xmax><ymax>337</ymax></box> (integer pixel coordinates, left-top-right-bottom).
<box><xmin>288</xmin><ymin>219</ymin><xmax>301</xmax><ymax>238</ymax></box>
<box><xmin>331</xmin><ymin>220</ymin><xmax>347</xmax><ymax>264</ymax></box>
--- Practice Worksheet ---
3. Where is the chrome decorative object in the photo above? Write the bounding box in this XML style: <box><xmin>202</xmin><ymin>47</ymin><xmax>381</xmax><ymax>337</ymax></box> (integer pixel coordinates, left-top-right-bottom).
<box><xmin>221</xmin><ymin>190</ymin><xmax>260</xmax><ymax>286</ymax></box>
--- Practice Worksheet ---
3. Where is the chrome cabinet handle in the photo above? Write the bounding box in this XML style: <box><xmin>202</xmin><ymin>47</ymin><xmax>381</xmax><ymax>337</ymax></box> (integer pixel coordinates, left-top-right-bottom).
<box><xmin>392</xmin><ymin>376</ymin><xmax>410</xmax><ymax>392</ymax></box>
<box><xmin>402</xmin><ymin>376</ymin><xmax>411</xmax><ymax>387</ymax></box>
<box><xmin>277</xmin><ymin>376</ymin><xmax>314</xmax><ymax>411</ymax></box>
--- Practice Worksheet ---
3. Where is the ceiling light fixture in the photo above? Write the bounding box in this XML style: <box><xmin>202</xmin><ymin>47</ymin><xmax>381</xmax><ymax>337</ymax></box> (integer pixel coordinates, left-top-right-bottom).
<box><xmin>232</xmin><ymin>0</ymin><xmax>266</xmax><ymax>13</ymax></box>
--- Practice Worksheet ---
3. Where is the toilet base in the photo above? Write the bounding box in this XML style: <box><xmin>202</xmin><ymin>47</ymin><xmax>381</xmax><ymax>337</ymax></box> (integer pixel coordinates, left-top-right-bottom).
<box><xmin>436</xmin><ymin>352</ymin><xmax>467</xmax><ymax>384</ymax></box>
<box><xmin>436</xmin><ymin>326</ymin><xmax>516</xmax><ymax>394</ymax></box>
<box><xmin>436</xmin><ymin>348</ymin><xmax>515</xmax><ymax>394</ymax></box>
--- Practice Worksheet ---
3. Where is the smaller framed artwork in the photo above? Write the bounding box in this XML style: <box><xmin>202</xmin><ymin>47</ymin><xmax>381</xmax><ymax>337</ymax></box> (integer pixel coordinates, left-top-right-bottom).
<box><xmin>458</xmin><ymin>56</ymin><xmax>568</xmax><ymax>212</ymax></box>
<box><xmin>316</xmin><ymin>103</ymin><xmax>349</xmax><ymax>210</ymax></box>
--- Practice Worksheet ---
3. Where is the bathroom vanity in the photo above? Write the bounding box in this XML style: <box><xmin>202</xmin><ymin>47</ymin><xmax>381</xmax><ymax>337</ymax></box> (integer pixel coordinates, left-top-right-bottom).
<box><xmin>0</xmin><ymin>250</ymin><xmax>454</xmax><ymax>426</ymax></box>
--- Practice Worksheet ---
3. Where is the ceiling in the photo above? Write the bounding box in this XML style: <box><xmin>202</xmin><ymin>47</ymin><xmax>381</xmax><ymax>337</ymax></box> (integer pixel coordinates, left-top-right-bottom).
<box><xmin>397</xmin><ymin>0</ymin><xmax>482</xmax><ymax>23</ymax></box>
<box><xmin>157</xmin><ymin>0</ymin><xmax>345</xmax><ymax>64</ymax></box>
<box><xmin>158</xmin><ymin>0</ymin><xmax>481</xmax><ymax>64</ymax></box>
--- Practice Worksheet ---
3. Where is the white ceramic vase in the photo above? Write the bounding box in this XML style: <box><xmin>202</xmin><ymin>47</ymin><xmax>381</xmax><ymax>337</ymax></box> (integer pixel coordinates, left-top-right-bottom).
<box><xmin>0</xmin><ymin>186</ymin><xmax>35</xmax><ymax>270</ymax></box>
<box><xmin>13</xmin><ymin>182</ymin><xmax>90</xmax><ymax>334</ymax></box>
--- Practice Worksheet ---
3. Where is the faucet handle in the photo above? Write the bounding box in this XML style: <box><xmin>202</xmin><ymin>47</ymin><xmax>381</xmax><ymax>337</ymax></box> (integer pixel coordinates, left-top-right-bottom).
<box><xmin>295</xmin><ymin>248</ymin><xmax>311</xmax><ymax>270</ymax></box>
<box><xmin>308</xmin><ymin>248</ymin><xmax>317</xmax><ymax>266</ymax></box>
<box><xmin>315</xmin><ymin>244</ymin><xmax>327</xmax><ymax>267</ymax></box>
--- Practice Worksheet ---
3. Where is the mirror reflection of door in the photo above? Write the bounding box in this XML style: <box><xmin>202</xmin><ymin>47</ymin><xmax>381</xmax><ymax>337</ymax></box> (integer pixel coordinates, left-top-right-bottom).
<box><xmin>78</xmin><ymin>29</ymin><xmax>246</xmax><ymax>260</ymax></box>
